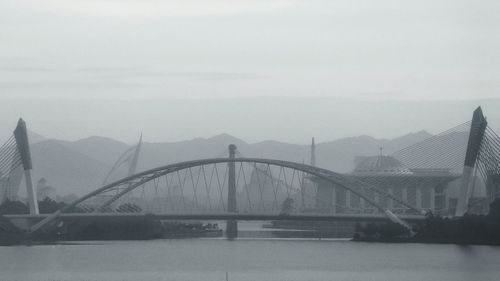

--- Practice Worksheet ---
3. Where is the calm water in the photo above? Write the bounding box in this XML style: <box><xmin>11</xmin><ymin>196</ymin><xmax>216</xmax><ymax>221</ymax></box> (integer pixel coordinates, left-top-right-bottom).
<box><xmin>1</xmin><ymin>237</ymin><xmax>500</xmax><ymax>281</ymax></box>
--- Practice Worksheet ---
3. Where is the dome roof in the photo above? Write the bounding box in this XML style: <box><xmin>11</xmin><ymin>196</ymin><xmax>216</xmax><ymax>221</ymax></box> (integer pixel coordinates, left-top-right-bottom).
<box><xmin>353</xmin><ymin>155</ymin><xmax>412</xmax><ymax>175</ymax></box>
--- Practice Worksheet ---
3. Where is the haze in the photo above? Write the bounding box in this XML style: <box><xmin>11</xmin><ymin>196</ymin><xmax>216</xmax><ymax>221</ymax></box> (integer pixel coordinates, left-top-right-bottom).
<box><xmin>0</xmin><ymin>0</ymin><xmax>499</xmax><ymax>142</ymax></box>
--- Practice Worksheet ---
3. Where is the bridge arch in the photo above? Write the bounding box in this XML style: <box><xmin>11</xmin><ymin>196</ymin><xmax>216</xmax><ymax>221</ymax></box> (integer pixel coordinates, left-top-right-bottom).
<box><xmin>29</xmin><ymin>158</ymin><xmax>420</xmax><ymax>233</ymax></box>
<box><xmin>103</xmin><ymin>158</ymin><xmax>388</xmax><ymax>211</ymax></box>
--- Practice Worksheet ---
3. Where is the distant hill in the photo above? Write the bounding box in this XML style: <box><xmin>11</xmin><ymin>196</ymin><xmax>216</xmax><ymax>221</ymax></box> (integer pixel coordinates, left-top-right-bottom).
<box><xmin>27</xmin><ymin>130</ymin><xmax>47</xmax><ymax>144</ymax></box>
<box><xmin>316</xmin><ymin>130</ymin><xmax>433</xmax><ymax>172</ymax></box>
<box><xmin>29</xmin><ymin>140</ymin><xmax>110</xmax><ymax>196</ymax></box>
<box><xmin>24</xmin><ymin>131</ymin><xmax>437</xmax><ymax>196</ymax></box>
<box><xmin>137</xmin><ymin>131</ymin><xmax>433</xmax><ymax>173</ymax></box>
<box><xmin>56</xmin><ymin>136</ymin><xmax>129</xmax><ymax>166</ymax></box>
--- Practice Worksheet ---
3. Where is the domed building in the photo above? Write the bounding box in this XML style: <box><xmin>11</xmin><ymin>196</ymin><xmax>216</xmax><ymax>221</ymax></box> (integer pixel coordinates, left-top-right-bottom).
<box><xmin>308</xmin><ymin>150</ymin><xmax>462</xmax><ymax>215</ymax></box>
<box><xmin>346</xmin><ymin>154</ymin><xmax>460</xmax><ymax>215</ymax></box>
<box><xmin>352</xmin><ymin>155</ymin><xmax>412</xmax><ymax>176</ymax></box>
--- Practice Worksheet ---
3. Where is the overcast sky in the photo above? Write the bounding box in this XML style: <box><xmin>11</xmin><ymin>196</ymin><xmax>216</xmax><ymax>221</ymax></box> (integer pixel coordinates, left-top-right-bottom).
<box><xmin>0</xmin><ymin>1</ymin><xmax>499</xmax><ymax>143</ymax></box>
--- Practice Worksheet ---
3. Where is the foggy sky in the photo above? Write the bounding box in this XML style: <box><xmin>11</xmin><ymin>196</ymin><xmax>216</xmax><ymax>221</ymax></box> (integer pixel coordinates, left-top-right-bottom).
<box><xmin>0</xmin><ymin>1</ymin><xmax>499</xmax><ymax>143</ymax></box>
<box><xmin>0</xmin><ymin>97</ymin><xmax>498</xmax><ymax>144</ymax></box>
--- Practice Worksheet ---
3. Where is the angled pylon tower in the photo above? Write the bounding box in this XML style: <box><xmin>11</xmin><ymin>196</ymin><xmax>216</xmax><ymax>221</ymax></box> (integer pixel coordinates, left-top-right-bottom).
<box><xmin>127</xmin><ymin>133</ymin><xmax>142</xmax><ymax>178</ymax></box>
<box><xmin>455</xmin><ymin>107</ymin><xmax>487</xmax><ymax>216</ymax></box>
<box><xmin>102</xmin><ymin>133</ymin><xmax>143</xmax><ymax>185</ymax></box>
<box><xmin>13</xmin><ymin>118</ymin><xmax>39</xmax><ymax>215</ymax></box>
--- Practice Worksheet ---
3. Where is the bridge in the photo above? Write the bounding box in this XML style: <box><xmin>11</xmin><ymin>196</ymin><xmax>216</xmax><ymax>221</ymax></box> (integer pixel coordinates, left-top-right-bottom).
<box><xmin>1</xmin><ymin>107</ymin><xmax>499</xmax><ymax>239</ymax></box>
<box><xmin>4</xmin><ymin>213</ymin><xmax>426</xmax><ymax>224</ymax></box>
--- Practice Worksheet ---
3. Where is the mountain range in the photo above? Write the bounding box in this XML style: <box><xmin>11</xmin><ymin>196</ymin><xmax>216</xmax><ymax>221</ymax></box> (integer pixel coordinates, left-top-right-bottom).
<box><xmin>23</xmin><ymin>130</ymin><xmax>435</xmax><ymax>197</ymax></box>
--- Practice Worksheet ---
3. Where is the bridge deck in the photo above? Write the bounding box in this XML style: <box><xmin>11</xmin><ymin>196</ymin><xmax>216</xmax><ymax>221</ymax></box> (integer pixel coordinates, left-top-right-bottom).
<box><xmin>4</xmin><ymin>213</ymin><xmax>426</xmax><ymax>223</ymax></box>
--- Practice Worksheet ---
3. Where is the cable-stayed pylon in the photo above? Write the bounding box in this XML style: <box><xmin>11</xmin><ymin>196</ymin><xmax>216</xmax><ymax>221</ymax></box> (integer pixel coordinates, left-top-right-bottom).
<box><xmin>0</xmin><ymin>119</ymin><xmax>38</xmax><ymax>214</ymax></box>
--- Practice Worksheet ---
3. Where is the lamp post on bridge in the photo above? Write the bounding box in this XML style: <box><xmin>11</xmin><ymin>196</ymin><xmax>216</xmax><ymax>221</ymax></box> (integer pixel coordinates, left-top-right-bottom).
<box><xmin>226</xmin><ymin>144</ymin><xmax>238</xmax><ymax>238</ymax></box>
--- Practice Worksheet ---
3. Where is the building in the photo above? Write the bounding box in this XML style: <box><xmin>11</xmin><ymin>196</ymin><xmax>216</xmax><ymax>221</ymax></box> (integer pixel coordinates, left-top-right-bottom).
<box><xmin>351</xmin><ymin>155</ymin><xmax>460</xmax><ymax>215</ymax></box>
<box><xmin>239</xmin><ymin>164</ymin><xmax>289</xmax><ymax>212</ymax></box>
<box><xmin>309</xmin><ymin>154</ymin><xmax>464</xmax><ymax>215</ymax></box>
<box><xmin>36</xmin><ymin>178</ymin><xmax>57</xmax><ymax>200</ymax></box>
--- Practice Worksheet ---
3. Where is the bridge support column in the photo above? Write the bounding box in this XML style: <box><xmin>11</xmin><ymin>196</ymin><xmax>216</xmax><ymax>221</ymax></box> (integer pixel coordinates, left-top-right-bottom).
<box><xmin>315</xmin><ymin>178</ymin><xmax>333</xmax><ymax>213</ymax></box>
<box><xmin>456</xmin><ymin>107</ymin><xmax>487</xmax><ymax>216</ymax></box>
<box><xmin>226</xmin><ymin>144</ymin><xmax>238</xmax><ymax>239</ymax></box>
<box><xmin>345</xmin><ymin>190</ymin><xmax>351</xmax><ymax>211</ymax></box>
<box><xmin>430</xmin><ymin>187</ymin><xmax>435</xmax><ymax>213</ymax></box>
<box><xmin>402</xmin><ymin>187</ymin><xmax>408</xmax><ymax>212</ymax></box>
<box><xmin>332</xmin><ymin>184</ymin><xmax>337</xmax><ymax>214</ymax></box>
<box><xmin>14</xmin><ymin>119</ymin><xmax>39</xmax><ymax>215</ymax></box>
<box><xmin>387</xmin><ymin>188</ymin><xmax>393</xmax><ymax>210</ymax></box>
<box><xmin>416</xmin><ymin>185</ymin><xmax>422</xmax><ymax>210</ymax></box>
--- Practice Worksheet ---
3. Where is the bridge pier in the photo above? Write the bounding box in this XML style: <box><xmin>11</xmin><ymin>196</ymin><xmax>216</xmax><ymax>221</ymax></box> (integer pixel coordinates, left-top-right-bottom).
<box><xmin>226</xmin><ymin>144</ymin><xmax>238</xmax><ymax>239</ymax></box>
<box><xmin>226</xmin><ymin>220</ymin><xmax>238</xmax><ymax>239</ymax></box>
<box><xmin>14</xmin><ymin>119</ymin><xmax>39</xmax><ymax>215</ymax></box>
<box><xmin>315</xmin><ymin>178</ymin><xmax>334</xmax><ymax>213</ymax></box>
<box><xmin>456</xmin><ymin>107</ymin><xmax>487</xmax><ymax>216</ymax></box>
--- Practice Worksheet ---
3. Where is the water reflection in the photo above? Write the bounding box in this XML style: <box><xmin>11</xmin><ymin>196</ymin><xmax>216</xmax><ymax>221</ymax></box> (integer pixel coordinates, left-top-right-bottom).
<box><xmin>0</xmin><ymin>222</ymin><xmax>499</xmax><ymax>281</ymax></box>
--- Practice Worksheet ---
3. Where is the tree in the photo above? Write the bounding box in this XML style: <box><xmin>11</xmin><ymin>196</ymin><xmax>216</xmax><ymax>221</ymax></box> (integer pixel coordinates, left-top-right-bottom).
<box><xmin>0</xmin><ymin>200</ymin><xmax>29</xmax><ymax>214</ymax></box>
<box><xmin>280</xmin><ymin>198</ymin><xmax>294</xmax><ymax>215</ymax></box>
<box><xmin>487</xmin><ymin>198</ymin><xmax>500</xmax><ymax>222</ymax></box>
<box><xmin>38</xmin><ymin>197</ymin><xmax>66</xmax><ymax>214</ymax></box>
<box><xmin>116</xmin><ymin>203</ymin><xmax>143</xmax><ymax>213</ymax></box>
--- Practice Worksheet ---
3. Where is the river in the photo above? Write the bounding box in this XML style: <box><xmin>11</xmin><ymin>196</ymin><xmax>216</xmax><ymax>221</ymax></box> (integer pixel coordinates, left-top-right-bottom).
<box><xmin>1</xmin><ymin>223</ymin><xmax>499</xmax><ymax>281</ymax></box>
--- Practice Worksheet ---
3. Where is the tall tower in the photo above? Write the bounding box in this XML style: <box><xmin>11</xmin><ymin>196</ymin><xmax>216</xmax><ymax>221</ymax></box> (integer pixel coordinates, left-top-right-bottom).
<box><xmin>310</xmin><ymin>137</ymin><xmax>316</xmax><ymax>167</ymax></box>
<box><xmin>226</xmin><ymin>144</ymin><xmax>238</xmax><ymax>238</ymax></box>
<box><xmin>227</xmin><ymin>144</ymin><xmax>237</xmax><ymax>213</ymax></box>
<box><xmin>456</xmin><ymin>107</ymin><xmax>487</xmax><ymax>216</ymax></box>
<box><xmin>13</xmin><ymin>118</ymin><xmax>39</xmax><ymax>215</ymax></box>
<box><xmin>309</xmin><ymin>137</ymin><xmax>334</xmax><ymax>213</ymax></box>
<box><xmin>378</xmin><ymin>147</ymin><xmax>384</xmax><ymax>168</ymax></box>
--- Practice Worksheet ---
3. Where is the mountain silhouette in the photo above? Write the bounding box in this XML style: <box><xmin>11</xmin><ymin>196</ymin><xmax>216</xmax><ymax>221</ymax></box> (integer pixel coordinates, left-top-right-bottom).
<box><xmin>25</xmin><ymin>131</ymin><xmax>435</xmax><ymax>196</ymax></box>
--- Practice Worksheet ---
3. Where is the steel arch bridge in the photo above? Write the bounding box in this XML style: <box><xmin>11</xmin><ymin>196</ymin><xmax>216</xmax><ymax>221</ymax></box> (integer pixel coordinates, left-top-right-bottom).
<box><xmin>29</xmin><ymin>157</ymin><xmax>423</xmax><ymax>234</ymax></box>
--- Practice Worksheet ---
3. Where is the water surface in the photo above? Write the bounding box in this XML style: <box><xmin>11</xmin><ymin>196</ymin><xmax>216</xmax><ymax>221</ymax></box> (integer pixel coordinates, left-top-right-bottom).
<box><xmin>1</xmin><ymin>238</ymin><xmax>499</xmax><ymax>281</ymax></box>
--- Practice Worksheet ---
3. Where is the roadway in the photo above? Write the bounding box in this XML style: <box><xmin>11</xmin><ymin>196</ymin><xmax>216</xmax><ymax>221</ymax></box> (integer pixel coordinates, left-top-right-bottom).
<box><xmin>4</xmin><ymin>212</ymin><xmax>426</xmax><ymax>223</ymax></box>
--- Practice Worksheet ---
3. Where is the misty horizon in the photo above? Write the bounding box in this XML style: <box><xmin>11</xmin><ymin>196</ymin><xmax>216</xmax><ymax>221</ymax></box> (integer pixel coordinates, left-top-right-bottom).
<box><xmin>2</xmin><ymin>1</ymin><xmax>499</xmax><ymax>102</ymax></box>
<box><xmin>2</xmin><ymin>0</ymin><xmax>498</xmax><ymax>145</ymax></box>
<box><xmin>2</xmin><ymin>1</ymin><xmax>500</xmax><ymax>277</ymax></box>
<box><xmin>28</xmin><ymin>126</ymin><xmax>432</xmax><ymax>147</ymax></box>
<box><xmin>1</xmin><ymin>97</ymin><xmax>498</xmax><ymax>144</ymax></box>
